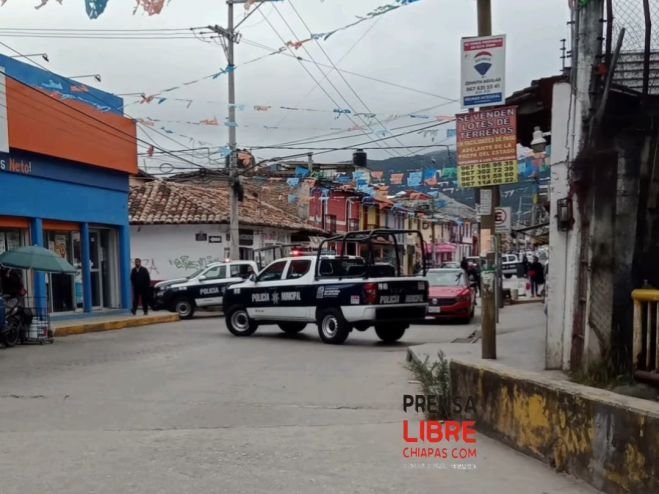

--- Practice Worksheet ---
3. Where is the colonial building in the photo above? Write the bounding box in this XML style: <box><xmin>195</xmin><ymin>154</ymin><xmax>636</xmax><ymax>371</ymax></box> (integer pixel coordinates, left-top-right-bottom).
<box><xmin>129</xmin><ymin>180</ymin><xmax>323</xmax><ymax>282</ymax></box>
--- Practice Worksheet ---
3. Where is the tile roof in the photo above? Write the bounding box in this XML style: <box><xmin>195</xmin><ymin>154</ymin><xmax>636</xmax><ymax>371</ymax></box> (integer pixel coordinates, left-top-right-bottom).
<box><xmin>129</xmin><ymin>180</ymin><xmax>323</xmax><ymax>233</ymax></box>
<box><xmin>165</xmin><ymin>171</ymin><xmax>302</xmax><ymax>218</ymax></box>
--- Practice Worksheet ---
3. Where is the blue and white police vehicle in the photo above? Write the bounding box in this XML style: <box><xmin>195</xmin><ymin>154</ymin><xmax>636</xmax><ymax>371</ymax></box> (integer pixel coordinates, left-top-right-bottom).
<box><xmin>222</xmin><ymin>230</ymin><xmax>430</xmax><ymax>345</ymax></box>
<box><xmin>152</xmin><ymin>260</ymin><xmax>258</xmax><ymax>319</ymax></box>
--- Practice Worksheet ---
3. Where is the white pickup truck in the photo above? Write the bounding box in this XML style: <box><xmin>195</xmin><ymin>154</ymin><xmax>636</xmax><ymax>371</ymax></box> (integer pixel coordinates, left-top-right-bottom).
<box><xmin>151</xmin><ymin>260</ymin><xmax>258</xmax><ymax>319</ymax></box>
<box><xmin>501</xmin><ymin>254</ymin><xmax>520</xmax><ymax>278</ymax></box>
<box><xmin>222</xmin><ymin>230</ymin><xmax>430</xmax><ymax>345</ymax></box>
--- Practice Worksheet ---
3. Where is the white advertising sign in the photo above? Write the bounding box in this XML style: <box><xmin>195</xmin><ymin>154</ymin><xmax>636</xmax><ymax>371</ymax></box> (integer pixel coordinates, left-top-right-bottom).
<box><xmin>0</xmin><ymin>67</ymin><xmax>8</xmax><ymax>154</ymax></box>
<box><xmin>494</xmin><ymin>207</ymin><xmax>512</xmax><ymax>235</ymax></box>
<box><xmin>461</xmin><ymin>35</ymin><xmax>506</xmax><ymax>109</ymax></box>
<box><xmin>478</xmin><ymin>188</ymin><xmax>493</xmax><ymax>216</ymax></box>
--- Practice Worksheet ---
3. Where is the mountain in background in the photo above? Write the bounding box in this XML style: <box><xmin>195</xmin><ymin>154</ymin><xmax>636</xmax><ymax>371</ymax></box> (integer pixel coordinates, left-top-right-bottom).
<box><xmin>366</xmin><ymin>148</ymin><xmax>550</xmax><ymax>227</ymax></box>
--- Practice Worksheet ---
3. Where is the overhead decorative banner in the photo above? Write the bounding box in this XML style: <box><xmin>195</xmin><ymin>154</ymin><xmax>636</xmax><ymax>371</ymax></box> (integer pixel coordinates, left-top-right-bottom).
<box><xmin>2</xmin><ymin>0</ymin><xmax>173</xmax><ymax>18</ymax></box>
<box><xmin>86</xmin><ymin>0</ymin><xmax>108</xmax><ymax>19</ymax></box>
<box><xmin>407</xmin><ymin>171</ymin><xmax>422</xmax><ymax>187</ymax></box>
<box><xmin>310</xmin><ymin>0</ymin><xmax>422</xmax><ymax>41</ymax></box>
<box><xmin>456</xmin><ymin>106</ymin><xmax>518</xmax><ymax>188</ymax></box>
<box><xmin>460</xmin><ymin>34</ymin><xmax>506</xmax><ymax>109</ymax></box>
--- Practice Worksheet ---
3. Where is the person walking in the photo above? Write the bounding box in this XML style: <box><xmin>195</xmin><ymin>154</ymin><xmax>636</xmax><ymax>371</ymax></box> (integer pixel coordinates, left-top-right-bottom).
<box><xmin>521</xmin><ymin>255</ymin><xmax>529</xmax><ymax>278</ymax></box>
<box><xmin>130</xmin><ymin>258</ymin><xmax>151</xmax><ymax>315</ymax></box>
<box><xmin>528</xmin><ymin>256</ymin><xmax>545</xmax><ymax>298</ymax></box>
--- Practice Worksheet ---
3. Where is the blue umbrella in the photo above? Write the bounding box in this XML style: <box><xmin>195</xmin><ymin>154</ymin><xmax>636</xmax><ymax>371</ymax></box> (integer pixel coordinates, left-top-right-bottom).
<box><xmin>0</xmin><ymin>245</ymin><xmax>77</xmax><ymax>274</ymax></box>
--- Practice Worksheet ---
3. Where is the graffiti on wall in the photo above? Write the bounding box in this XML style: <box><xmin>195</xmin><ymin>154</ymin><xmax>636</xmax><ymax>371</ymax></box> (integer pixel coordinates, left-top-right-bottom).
<box><xmin>131</xmin><ymin>257</ymin><xmax>160</xmax><ymax>276</ymax></box>
<box><xmin>169</xmin><ymin>255</ymin><xmax>222</xmax><ymax>271</ymax></box>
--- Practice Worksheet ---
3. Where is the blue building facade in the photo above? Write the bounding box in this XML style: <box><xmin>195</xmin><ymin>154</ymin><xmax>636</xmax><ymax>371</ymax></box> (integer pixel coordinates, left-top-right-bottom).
<box><xmin>0</xmin><ymin>55</ymin><xmax>136</xmax><ymax>315</ymax></box>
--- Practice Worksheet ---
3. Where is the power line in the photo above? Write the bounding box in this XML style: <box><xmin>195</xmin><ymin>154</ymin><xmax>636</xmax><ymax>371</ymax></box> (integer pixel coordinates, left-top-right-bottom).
<box><xmin>271</xmin><ymin>15</ymin><xmax>383</xmax><ymax>130</ymax></box>
<box><xmin>0</xmin><ymin>40</ymin><xmax>213</xmax><ymax>157</ymax></box>
<box><xmin>258</xmin><ymin>8</ymin><xmax>398</xmax><ymax>159</ymax></box>
<box><xmin>245</xmin><ymin>144</ymin><xmax>453</xmax><ymax>150</ymax></box>
<box><xmin>268</xmin><ymin>5</ymin><xmax>400</xmax><ymax>158</ymax></box>
<box><xmin>240</xmin><ymin>37</ymin><xmax>457</xmax><ymax>102</ymax></box>
<box><xmin>288</xmin><ymin>1</ymin><xmax>410</xmax><ymax>153</ymax></box>
<box><xmin>0</xmin><ymin>62</ymin><xmax>210</xmax><ymax>172</ymax></box>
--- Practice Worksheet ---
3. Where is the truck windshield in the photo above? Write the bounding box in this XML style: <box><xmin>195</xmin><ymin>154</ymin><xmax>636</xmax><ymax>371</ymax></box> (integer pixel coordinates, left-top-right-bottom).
<box><xmin>186</xmin><ymin>267</ymin><xmax>207</xmax><ymax>279</ymax></box>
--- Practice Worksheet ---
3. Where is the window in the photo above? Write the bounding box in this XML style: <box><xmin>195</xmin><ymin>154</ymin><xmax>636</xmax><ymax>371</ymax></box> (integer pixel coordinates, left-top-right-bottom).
<box><xmin>326</xmin><ymin>215</ymin><xmax>337</xmax><ymax>233</ymax></box>
<box><xmin>230</xmin><ymin>264</ymin><xmax>254</xmax><ymax>278</ymax></box>
<box><xmin>202</xmin><ymin>265</ymin><xmax>226</xmax><ymax>280</ymax></box>
<box><xmin>348</xmin><ymin>219</ymin><xmax>359</xmax><ymax>232</ymax></box>
<box><xmin>257</xmin><ymin>260</ymin><xmax>287</xmax><ymax>282</ymax></box>
<box><xmin>286</xmin><ymin>260</ymin><xmax>311</xmax><ymax>279</ymax></box>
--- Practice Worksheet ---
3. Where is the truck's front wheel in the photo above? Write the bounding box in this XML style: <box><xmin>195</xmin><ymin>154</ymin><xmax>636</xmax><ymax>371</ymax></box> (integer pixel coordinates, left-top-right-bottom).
<box><xmin>174</xmin><ymin>298</ymin><xmax>195</xmax><ymax>319</ymax></box>
<box><xmin>374</xmin><ymin>324</ymin><xmax>407</xmax><ymax>343</ymax></box>
<box><xmin>226</xmin><ymin>306</ymin><xmax>258</xmax><ymax>337</ymax></box>
<box><xmin>317</xmin><ymin>308</ymin><xmax>350</xmax><ymax>345</ymax></box>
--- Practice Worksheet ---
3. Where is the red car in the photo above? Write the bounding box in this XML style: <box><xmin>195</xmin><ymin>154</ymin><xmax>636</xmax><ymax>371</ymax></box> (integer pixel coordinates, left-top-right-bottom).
<box><xmin>425</xmin><ymin>268</ymin><xmax>475</xmax><ymax>323</ymax></box>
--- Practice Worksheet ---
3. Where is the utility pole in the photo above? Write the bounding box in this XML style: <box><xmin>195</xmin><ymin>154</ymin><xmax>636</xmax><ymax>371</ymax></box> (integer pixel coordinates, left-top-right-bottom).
<box><xmin>227</xmin><ymin>0</ymin><xmax>239</xmax><ymax>260</ymax></box>
<box><xmin>476</xmin><ymin>0</ymin><xmax>498</xmax><ymax>359</ymax></box>
<box><xmin>211</xmin><ymin>1</ymin><xmax>278</xmax><ymax>260</ymax></box>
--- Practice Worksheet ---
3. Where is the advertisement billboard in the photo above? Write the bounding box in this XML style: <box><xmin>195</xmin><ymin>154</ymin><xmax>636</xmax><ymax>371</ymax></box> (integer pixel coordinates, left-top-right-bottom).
<box><xmin>456</xmin><ymin>106</ymin><xmax>518</xmax><ymax>188</ymax></box>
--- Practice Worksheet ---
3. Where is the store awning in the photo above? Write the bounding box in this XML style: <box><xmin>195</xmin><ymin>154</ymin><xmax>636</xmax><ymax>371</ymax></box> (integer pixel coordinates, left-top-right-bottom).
<box><xmin>426</xmin><ymin>243</ymin><xmax>457</xmax><ymax>253</ymax></box>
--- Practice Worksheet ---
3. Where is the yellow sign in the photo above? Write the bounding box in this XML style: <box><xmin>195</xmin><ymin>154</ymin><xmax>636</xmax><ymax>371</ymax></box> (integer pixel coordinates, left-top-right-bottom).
<box><xmin>457</xmin><ymin>161</ymin><xmax>517</xmax><ymax>188</ymax></box>
<box><xmin>456</xmin><ymin>106</ymin><xmax>519</xmax><ymax>188</ymax></box>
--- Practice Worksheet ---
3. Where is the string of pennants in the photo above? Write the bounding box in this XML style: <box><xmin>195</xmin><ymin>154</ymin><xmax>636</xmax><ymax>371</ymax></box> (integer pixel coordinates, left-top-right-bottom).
<box><xmin>0</xmin><ymin>0</ymin><xmax>174</xmax><ymax>18</ymax></box>
<box><xmin>133</xmin><ymin>90</ymin><xmax>456</xmax><ymax>125</ymax></box>
<box><xmin>135</xmin><ymin>114</ymin><xmax>456</xmax><ymax>139</ymax></box>
<box><xmin>125</xmin><ymin>0</ymin><xmax>426</xmax><ymax>103</ymax></box>
<box><xmin>282</xmin><ymin>153</ymin><xmax>550</xmax><ymax>205</ymax></box>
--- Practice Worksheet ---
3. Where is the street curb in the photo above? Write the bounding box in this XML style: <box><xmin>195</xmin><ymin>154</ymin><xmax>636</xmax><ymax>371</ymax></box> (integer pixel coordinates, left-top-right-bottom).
<box><xmin>53</xmin><ymin>314</ymin><xmax>180</xmax><ymax>337</ymax></box>
<box><xmin>406</xmin><ymin>347</ymin><xmax>659</xmax><ymax>494</ymax></box>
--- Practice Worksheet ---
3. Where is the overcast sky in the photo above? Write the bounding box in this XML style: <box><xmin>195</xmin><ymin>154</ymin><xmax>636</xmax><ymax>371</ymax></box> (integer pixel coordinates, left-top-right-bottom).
<box><xmin>0</xmin><ymin>0</ymin><xmax>570</xmax><ymax>172</ymax></box>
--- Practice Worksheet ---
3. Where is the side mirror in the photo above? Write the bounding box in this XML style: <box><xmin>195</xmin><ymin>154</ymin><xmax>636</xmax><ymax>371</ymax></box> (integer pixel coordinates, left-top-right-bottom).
<box><xmin>198</xmin><ymin>275</ymin><xmax>207</xmax><ymax>281</ymax></box>
<box><xmin>249</xmin><ymin>273</ymin><xmax>256</xmax><ymax>282</ymax></box>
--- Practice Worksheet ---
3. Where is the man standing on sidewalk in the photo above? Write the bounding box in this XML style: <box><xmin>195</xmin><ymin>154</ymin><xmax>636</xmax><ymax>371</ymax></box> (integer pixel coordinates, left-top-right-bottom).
<box><xmin>130</xmin><ymin>258</ymin><xmax>151</xmax><ymax>315</ymax></box>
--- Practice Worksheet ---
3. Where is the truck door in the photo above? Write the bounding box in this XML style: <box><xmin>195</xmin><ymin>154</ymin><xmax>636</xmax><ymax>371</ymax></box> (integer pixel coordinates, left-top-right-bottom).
<box><xmin>194</xmin><ymin>264</ymin><xmax>227</xmax><ymax>307</ymax></box>
<box><xmin>247</xmin><ymin>259</ymin><xmax>291</xmax><ymax>321</ymax></box>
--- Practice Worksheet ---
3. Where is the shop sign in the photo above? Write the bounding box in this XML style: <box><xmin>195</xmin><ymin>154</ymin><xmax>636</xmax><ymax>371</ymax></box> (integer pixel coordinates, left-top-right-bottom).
<box><xmin>0</xmin><ymin>152</ymin><xmax>33</xmax><ymax>175</ymax></box>
<box><xmin>456</xmin><ymin>106</ymin><xmax>518</xmax><ymax>189</ymax></box>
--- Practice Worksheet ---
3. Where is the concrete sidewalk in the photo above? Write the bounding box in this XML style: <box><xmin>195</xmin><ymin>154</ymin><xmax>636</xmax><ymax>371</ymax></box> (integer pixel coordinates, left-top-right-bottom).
<box><xmin>52</xmin><ymin>312</ymin><xmax>179</xmax><ymax>337</ymax></box>
<box><xmin>406</xmin><ymin>303</ymin><xmax>659</xmax><ymax>494</ymax></box>
<box><xmin>412</xmin><ymin>302</ymin><xmax>552</xmax><ymax>372</ymax></box>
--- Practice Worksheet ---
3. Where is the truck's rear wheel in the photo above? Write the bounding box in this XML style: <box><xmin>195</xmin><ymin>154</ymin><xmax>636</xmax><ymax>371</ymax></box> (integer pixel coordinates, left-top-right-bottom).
<box><xmin>174</xmin><ymin>298</ymin><xmax>195</xmax><ymax>319</ymax></box>
<box><xmin>317</xmin><ymin>308</ymin><xmax>350</xmax><ymax>345</ymax></box>
<box><xmin>374</xmin><ymin>324</ymin><xmax>407</xmax><ymax>343</ymax></box>
<box><xmin>226</xmin><ymin>306</ymin><xmax>258</xmax><ymax>336</ymax></box>
<box><xmin>278</xmin><ymin>322</ymin><xmax>306</xmax><ymax>334</ymax></box>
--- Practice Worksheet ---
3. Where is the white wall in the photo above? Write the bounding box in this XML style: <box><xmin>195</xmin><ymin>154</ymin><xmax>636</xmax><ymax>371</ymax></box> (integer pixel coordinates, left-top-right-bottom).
<box><xmin>130</xmin><ymin>224</ymin><xmax>292</xmax><ymax>281</ymax></box>
<box><xmin>546</xmin><ymin>82</ymin><xmax>572</xmax><ymax>370</ymax></box>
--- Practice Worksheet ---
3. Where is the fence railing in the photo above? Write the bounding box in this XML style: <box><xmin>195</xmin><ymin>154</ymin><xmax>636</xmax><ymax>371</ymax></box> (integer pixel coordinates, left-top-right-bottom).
<box><xmin>632</xmin><ymin>289</ymin><xmax>659</xmax><ymax>380</ymax></box>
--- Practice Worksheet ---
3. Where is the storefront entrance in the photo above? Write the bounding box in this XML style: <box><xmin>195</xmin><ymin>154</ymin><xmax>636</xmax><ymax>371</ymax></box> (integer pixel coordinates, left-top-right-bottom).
<box><xmin>89</xmin><ymin>228</ymin><xmax>120</xmax><ymax>309</ymax></box>
<box><xmin>46</xmin><ymin>227</ymin><xmax>120</xmax><ymax>313</ymax></box>
<box><xmin>46</xmin><ymin>230</ymin><xmax>81</xmax><ymax>313</ymax></box>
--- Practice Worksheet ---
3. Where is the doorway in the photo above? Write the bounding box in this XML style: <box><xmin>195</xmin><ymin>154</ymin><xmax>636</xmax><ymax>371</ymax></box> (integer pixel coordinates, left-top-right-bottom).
<box><xmin>46</xmin><ymin>231</ymin><xmax>81</xmax><ymax>313</ymax></box>
<box><xmin>89</xmin><ymin>228</ymin><xmax>119</xmax><ymax>309</ymax></box>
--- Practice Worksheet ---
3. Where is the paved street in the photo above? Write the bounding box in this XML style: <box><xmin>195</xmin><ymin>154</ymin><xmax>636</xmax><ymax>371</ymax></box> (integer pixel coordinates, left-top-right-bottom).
<box><xmin>0</xmin><ymin>315</ymin><xmax>599</xmax><ymax>494</ymax></box>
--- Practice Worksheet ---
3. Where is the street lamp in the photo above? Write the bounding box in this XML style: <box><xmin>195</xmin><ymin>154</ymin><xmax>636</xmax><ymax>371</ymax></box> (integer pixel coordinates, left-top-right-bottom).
<box><xmin>531</xmin><ymin>126</ymin><xmax>547</xmax><ymax>153</ymax></box>
<box><xmin>10</xmin><ymin>53</ymin><xmax>49</xmax><ymax>62</ymax></box>
<box><xmin>70</xmin><ymin>74</ymin><xmax>102</xmax><ymax>83</ymax></box>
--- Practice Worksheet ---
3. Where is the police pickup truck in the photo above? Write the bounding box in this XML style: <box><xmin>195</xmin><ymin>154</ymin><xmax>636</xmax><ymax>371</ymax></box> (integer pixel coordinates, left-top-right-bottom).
<box><xmin>152</xmin><ymin>261</ymin><xmax>258</xmax><ymax>319</ymax></box>
<box><xmin>222</xmin><ymin>230</ymin><xmax>430</xmax><ymax>345</ymax></box>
